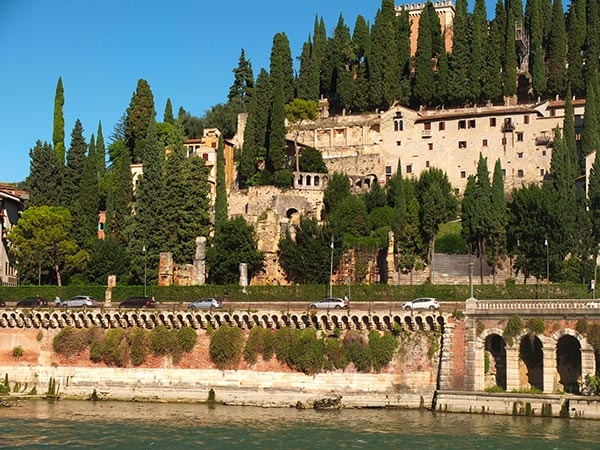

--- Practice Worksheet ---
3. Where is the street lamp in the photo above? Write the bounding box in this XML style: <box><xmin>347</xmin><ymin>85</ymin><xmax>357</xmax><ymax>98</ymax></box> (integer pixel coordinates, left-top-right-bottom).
<box><xmin>545</xmin><ymin>237</ymin><xmax>549</xmax><ymax>299</ymax></box>
<box><xmin>143</xmin><ymin>245</ymin><xmax>147</xmax><ymax>298</ymax></box>
<box><xmin>329</xmin><ymin>237</ymin><xmax>334</xmax><ymax>298</ymax></box>
<box><xmin>469</xmin><ymin>261</ymin><xmax>474</xmax><ymax>299</ymax></box>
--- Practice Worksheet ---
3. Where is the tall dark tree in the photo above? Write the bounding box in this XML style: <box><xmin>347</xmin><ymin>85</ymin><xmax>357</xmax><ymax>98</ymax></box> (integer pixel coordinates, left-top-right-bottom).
<box><xmin>269</xmin><ymin>33</ymin><xmax>294</xmax><ymax>103</ymax></box>
<box><xmin>125</xmin><ymin>79</ymin><xmax>156</xmax><ymax>163</ymax></box>
<box><xmin>528</xmin><ymin>0</ymin><xmax>547</xmax><ymax>96</ymax></box>
<box><xmin>313</xmin><ymin>16</ymin><xmax>328</xmax><ymax>99</ymax></box>
<box><xmin>323</xmin><ymin>172</ymin><xmax>351</xmax><ymax>216</ymax></box>
<box><xmin>129</xmin><ymin>118</ymin><xmax>163</xmax><ymax>284</ymax></box>
<box><xmin>586</xmin><ymin>0</ymin><xmax>600</xmax><ymax>75</ymax></box>
<box><xmin>207</xmin><ymin>216</ymin><xmax>265</xmax><ymax>285</ymax></box>
<box><xmin>63</xmin><ymin>120</ymin><xmax>87</xmax><ymax>209</ymax></box>
<box><xmin>228</xmin><ymin>49</ymin><xmax>254</xmax><ymax>106</ymax></box>
<box><xmin>75</xmin><ymin>144</ymin><xmax>100</xmax><ymax>251</ymax></box>
<box><xmin>160</xmin><ymin>139</ymin><xmax>187</xmax><ymax>261</ymax></box>
<box><xmin>448</xmin><ymin>0</ymin><xmax>474</xmax><ymax>105</ymax></box>
<box><xmin>566</xmin><ymin>0</ymin><xmax>586</xmax><ymax>96</ymax></box>
<box><xmin>297</xmin><ymin>39</ymin><xmax>316</xmax><ymax>101</ymax></box>
<box><xmin>369</xmin><ymin>0</ymin><xmax>400</xmax><ymax>110</ymax></box>
<box><xmin>214</xmin><ymin>134</ymin><xmax>228</xmax><ymax>231</ymax></box>
<box><xmin>481</xmin><ymin>7</ymin><xmax>504</xmax><ymax>102</ymax></box>
<box><xmin>471</xmin><ymin>0</ymin><xmax>488</xmax><ymax>101</ymax></box>
<box><xmin>53</xmin><ymin>77</ymin><xmax>65</xmax><ymax>166</ymax></box>
<box><xmin>563</xmin><ymin>86</ymin><xmax>580</xmax><ymax>177</ymax></box>
<box><xmin>488</xmin><ymin>159</ymin><xmax>508</xmax><ymax>283</ymax></box>
<box><xmin>330</xmin><ymin>15</ymin><xmax>354</xmax><ymax>112</ymax></box>
<box><xmin>267</xmin><ymin>78</ymin><xmax>287</xmax><ymax>174</ymax></box>
<box><xmin>504</xmin><ymin>15</ymin><xmax>518</xmax><ymax>97</ymax></box>
<box><xmin>413</xmin><ymin>2</ymin><xmax>436</xmax><ymax>106</ymax></box>
<box><xmin>581</xmin><ymin>69</ymin><xmax>600</xmax><ymax>158</ymax></box>
<box><xmin>26</xmin><ymin>141</ymin><xmax>61</xmax><ymax>208</ymax></box>
<box><xmin>105</xmin><ymin>147</ymin><xmax>132</xmax><ymax>245</ymax></box>
<box><xmin>546</xmin><ymin>0</ymin><xmax>567</xmax><ymax>97</ymax></box>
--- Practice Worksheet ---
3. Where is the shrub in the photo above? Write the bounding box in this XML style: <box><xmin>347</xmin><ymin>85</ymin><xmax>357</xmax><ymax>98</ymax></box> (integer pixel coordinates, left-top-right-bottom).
<box><xmin>324</xmin><ymin>338</ymin><xmax>348</xmax><ymax>370</ymax></box>
<box><xmin>485</xmin><ymin>385</ymin><xmax>506</xmax><ymax>393</ymax></box>
<box><xmin>343</xmin><ymin>331</ymin><xmax>371</xmax><ymax>372</ymax></box>
<box><xmin>272</xmin><ymin>169</ymin><xmax>294</xmax><ymax>188</ymax></box>
<box><xmin>89</xmin><ymin>341</ymin><xmax>102</xmax><ymax>363</ymax></box>
<box><xmin>243</xmin><ymin>327</ymin><xmax>266</xmax><ymax>365</ymax></box>
<box><xmin>274</xmin><ymin>327</ymin><xmax>295</xmax><ymax>365</ymax></box>
<box><xmin>101</xmin><ymin>328</ymin><xmax>129</xmax><ymax>367</ymax></box>
<box><xmin>53</xmin><ymin>327</ymin><xmax>88</xmax><ymax>357</ymax></box>
<box><xmin>369</xmin><ymin>331</ymin><xmax>398</xmax><ymax>372</ymax></box>
<box><xmin>150</xmin><ymin>325</ymin><xmax>177</xmax><ymax>356</ymax></box>
<box><xmin>36</xmin><ymin>331</ymin><xmax>44</xmax><ymax>342</ymax></box>
<box><xmin>262</xmin><ymin>329</ymin><xmax>276</xmax><ymax>361</ymax></box>
<box><xmin>503</xmin><ymin>315</ymin><xmax>523</xmax><ymax>346</ymax></box>
<box><xmin>12</xmin><ymin>346</ymin><xmax>24</xmax><ymax>358</ymax></box>
<box><xmin>526</xmin><ymin>318</ymin><xmax>545</xmax><ymax>335</ymax></box>
<box><xmin>209</xmin><ymin>325</ymin><xmax>244</xmax><ymax>370</ymax></box>
<box><xmin>128</xmin><ymin>328</ymin><xmax>150</xmax><ymax>366</ymax></box>
<box><xmin>287</xmin><ymin>329</ymin><xmax>324</xmax><ymax>375</ymax></box>
<box><xmin>177</xmin><ymin>327</ymin><xmax>198</xmax><ymax>353</ymax></box>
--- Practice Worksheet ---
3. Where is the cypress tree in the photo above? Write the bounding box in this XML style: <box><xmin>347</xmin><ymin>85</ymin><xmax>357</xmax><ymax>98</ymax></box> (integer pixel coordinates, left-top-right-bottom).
<box><xmin>448</xmin><ymin>0</ymin><xmax>474</xmax><ymax>105</ymax></box>
<box><xmin>586</xmin><ymin>0</ymin><xmax>600</xmax><ymax>76</ymax></box>
<box><xmin>582</xmin><ymin>69</ymin><xmax>600</xmax><ymax>157</ymax></box>
<box><xmin>164</xmin><ymin>98</ymin><xmax>174</xmax><ymax>124</ymax></box>
<box><xmin>214</xmin><ymin>134</ymin><xmax>228</xmax><ymax>231</ymax></box>
<box><xmin>331</xmin><ymin>15</ymin><xmax>354</xmax><ymax>112</ymax></box>
<box><xmin>130</xmin><ymin>118</ymin><xmax>164</xmax><ymax>284</ymax></box>
<box><xmin>461</xmin><ymin>175</ymin><xmax>478</xmax><ymax>255</ymax></box>
<box><xmin>313</xmin><ymin>16</ymin><xmax>327</xmax><ymax>100</ymax></box>
<box><xmin>352</xmin><ymin>15</ymin><xmax>372</xmax><ymax>111</ymax></box>
<box><xmin>482</xmin><ymin>9</ymin><xmax>504</xmax><ymax>102</ymax></box>
<box><xmin>488</xmin><ymin>159</ymin><xmax>508</xmax><ymax>282</ymax></box>
<box><xmin>528</xmin><ymin>0</ymin><xmax>546</xmax><ymax>96</ymax></box>
<box><xmin>566</xmin><ymin>0</ymin><xmax>586</xmax><ymax>96</ymax></box>
<box><xmin>369</xmin><ymin>0</ymin><xmax>400</xmax><ymax>110</ymax></box>
<box><xmin>76</xmin><ymin>146</ymin><xmax>100</xmax><ymax>250</ymax></box>
<box><xmin>161</xmin><ymin>141</ymin><xmax>187</xmax><ymax>261</ymax></box>
<box><xmin>267</xmin><ymin>77</ymin><xmax>287</xmax><ymax>174</ymax></box>
<box><xmin>297</xmin><ymin>39</ymin><xmax>314</xmax><ymax>101</ymax></box>
<box><xmin>26</xmin><ymin>140</ymin><xmax>61</xmax><ymax>208</ymax></box>
<box><xmin>105</xmin><ymin>148</ymin><xmax>133</xmax><ymax>245</ymax></box>
<box><xmin>436</xmin><ymin>44</ymin><xmax>450</xmax><ymax>105</ymax></box>
<box><xmin>395</xmin><ymin>9</ymin><xmax>411</xmax><ymax>79</ymax></box>
<box><xmin>391</xmin><ymin>159</ymin><xmax>407</xmax><ymax>253</ymax></box>
<box><xmin>413</xmin><ymin>2</ymin><xmax>436</xmax><ymax>106</ymax></box>
<box><xmin>63</xmin><ymin>120</ymin><xmax>87</xmax><ymax>209</ymax></box>
<box><xmin>546</xmin><ymin>0</ymin><xmax>567</xmax><ymax>97</ymax></box>
<box><xmin>504</xmin><ymin>15</ymin><xmax>518</xmax><ymax>97</ymax></box>
<box><xmin>95</xmin><ymin>122</ymin><xmax>106</xmax><ymax>176</ymax></box>
<box><xmin>125</xmin><ymin>79</ymin><xmax>156</xmax><ymax>164</ymax></box>
<box><xmin>471</xmin><ymin>0</ymin><xmax>488</xmax><ymax>101</ymax></box>
<box><xmin>474</xmin><ymin>154</ymin><xmax>493</xmax><ymax>281</ymax></box>
<box><xmin>269</xmin><ymin>33</ymin><xmax>294</xmax><ymax>103</ymax></box>
<box><xmin>563</xmin><ymin>86</ymin><xmax>580</xmax><ymax>177</ymax></box>
<box><xmin>588</xmin><ymin>150</ymin><xmax>600</xmax><ymax>244</ymax></box>
<box><xmin>53</xmin><ymin>77</ymin><xmax>65</xmax><ymax>166</ymax></box>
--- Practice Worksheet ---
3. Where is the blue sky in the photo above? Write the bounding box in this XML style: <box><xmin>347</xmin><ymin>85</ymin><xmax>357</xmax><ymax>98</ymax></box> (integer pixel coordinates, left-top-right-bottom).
<box><xmin>0</xmin><ymin>0</ymin><xmax>494</xmax><ymax>184</ymax></box>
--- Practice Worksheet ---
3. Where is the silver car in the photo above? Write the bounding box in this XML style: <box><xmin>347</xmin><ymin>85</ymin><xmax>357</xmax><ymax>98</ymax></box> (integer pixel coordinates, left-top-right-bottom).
<box><xmin>308</xmin><ymin>297</ymin><xmax>349</xmax><ymax>310</ymax></box>
<box><xmin>402</xmin><ymin>297</ymin><xmax>440</xmax><ymax>311</ymax></box>
<box><xmin>61</xmin><ymin>295</ymin><xmax>98</xmax><ymax>308</ymax></box>
<box><xmin>188</xmin><ymin>298</ymin><xmax>222</xmax><ymax>310</ymax></box>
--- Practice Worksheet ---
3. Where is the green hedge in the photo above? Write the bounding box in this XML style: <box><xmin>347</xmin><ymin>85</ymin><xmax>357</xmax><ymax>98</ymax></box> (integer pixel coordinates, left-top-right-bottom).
<box><xmin>0</xmin><ymin>282</ymin><xmax>593</xmax><ymax>304</ymax></box>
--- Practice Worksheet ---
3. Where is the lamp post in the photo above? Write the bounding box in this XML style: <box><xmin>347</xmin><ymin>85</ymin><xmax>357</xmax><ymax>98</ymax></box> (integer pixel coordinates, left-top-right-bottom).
<box><xmin>469</xmin><ymin>262</ymin><xmax>474</xmax><ymax>299</ymax></box>
<box><xmin>545</xmin><ymin>237</ymin><xmax>549</xmax><ymax>299</ymax></box>
<box><xmin>143</xmin><ymin>245</ymin><xmax>147</xmax><ymax>298</ymax></box>
<box><xmin>329</xmin><ymin>237</ymin><xmax>334</xmax><ymax>298</ymax></box>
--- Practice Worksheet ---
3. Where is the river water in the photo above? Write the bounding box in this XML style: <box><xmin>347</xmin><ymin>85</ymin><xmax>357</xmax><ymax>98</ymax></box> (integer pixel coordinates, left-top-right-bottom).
<box><xmin>1</xmin><ymin>399</ymin><xmax>599</xmax><ymax>449</ymax></box>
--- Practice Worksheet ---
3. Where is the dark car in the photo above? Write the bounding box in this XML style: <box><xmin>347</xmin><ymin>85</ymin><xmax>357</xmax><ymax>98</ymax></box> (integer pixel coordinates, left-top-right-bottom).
<box><xmin>16</xmin><ymin>297</ymin><xmax>48</xmax><ymax>308</ymax></box>
<box><xmin>0</xmin><ymin>300</ymin><xmax>5</xmax><ymax>307</ymax></box>
<box><xmin>119</xmin><ymin>296</ymin><xmax>157</xmax><ymax>309</ymax></box>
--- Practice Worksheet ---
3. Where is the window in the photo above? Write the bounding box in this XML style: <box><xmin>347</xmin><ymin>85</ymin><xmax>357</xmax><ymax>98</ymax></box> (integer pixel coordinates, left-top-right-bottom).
<box><xmin>542</xmin><ymin>150</ymin><xmax>547</xmax><ymax>156</ymax></box>
<box><xmin>502</xmin><ymin>137</ymin><xmax>507</xmax><ymax>145</ymax></box>
<box><xmin>394</xmin><ymin>119</ymin><xmax>404</xmax><ymax>131</ymax></box>
<box><xmin>501</xmin><ymin>169</ymin><xmax>506</xmax><ymax>177</ymax></box>
<box><xmin>396</xmin><ymin>140</ymin><xmax>402</xmax><ymax>146</ymax></box>
<box><xmin>439</xmin><ymin>122</ymin><xmax>445</xmax><ymax>131</ymax></box>
<box><xmin>406</xmin><ymin>165</ymin><xmax>413</xmax><ymax>174</ymax></box>
<box><xmin>517</xmin><ymin>132</ymin><xmax>524</xmax><ymax>141</ymax></box>
<box><xmin>461</xmin><ymin>171</ymin><xmax>466</xmax><ymax>178</ymax></box>
<box><xmin>468</xmin><ymin>119</ymin><xmax>476</xmax><ymax>128</ymax></box>
<box><xmin>458</xmin><ymin>141</ymin><xmax>467</xmax><ymax>148</ymax></box>
<box><xmin>458</xmin><ymin>120</ymin><xmax>466</xmax><ymax>129</ymax></box>
<box><xmin>424</xmin><ymin>122</ymin><xmax>431</xmax><ymax>130</ymax></box>
<box><xmin>385</xmin><ymin>165</ymin><xmax>392</xmax><ymax>181</ymax></box>
<box><xmin>550</xmin><ymin>109</ymin><xmax>556</xmax><ymax>117</ymax></box>
<box><xmin>517</xmin><ymin>152</ymin><xmax>523</xmax><ymax>158</ymax></box>
<box><xmin>426</xmin><ymin>160</ymin><xmax>430</xmax><ymax>168</ymax></box>
<box><xmin>517</xmin><ymin>169</ymin><xmax>524</xmax><ymax>178</ymax></box>
<box><xmin>524</xmin><ymin>115</ymin><xmax>529</xmax><ymax>124</ymax></box>
<box><xmin>428</xmin><ymin>143</ymin><xmax>433</xmax><ymax>150</ymax></box>
<box><xmin>482</xmin><ymin>139</ymin><xmax>488</xmax><ymax>147</ymax></box>
<box><xmin>490</xmin><ymin>117</ymin><xmax>497</xmax><ymax>127</ymax></box>
<box><xmin>202</xmin><ymin>153</ymin><xmax>209</xmax><ymax>160</ymax></box>
<box><xmin>540</xmin><ymin>169</ymin><xmax>545</xmax><ymax>176</ymax></box>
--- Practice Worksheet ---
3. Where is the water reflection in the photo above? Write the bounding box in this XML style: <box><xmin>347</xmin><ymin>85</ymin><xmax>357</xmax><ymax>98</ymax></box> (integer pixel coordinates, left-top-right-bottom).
<box><xmin>0</xmin><ymin>400</ymin><xmax>599</xmax><ymax>449</ymax></box>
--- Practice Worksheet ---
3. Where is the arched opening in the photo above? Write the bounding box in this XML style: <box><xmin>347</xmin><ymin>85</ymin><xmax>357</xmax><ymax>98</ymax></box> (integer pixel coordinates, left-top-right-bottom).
<box><xmin>556</xmin><ymin>335</ymin><xmax>582</xmax><ymax>394</ymax></box>
<box><xmin>519</xmin><ymin>335</ymin><xmax>544</xmax><ymax>391</ymax></box>
<box><xmin>314</xmin><ymin>175</ymin><xmax>320</xmax><ymax>186</ymax></box>
<box><xmin>484</xmin><ymin>334</ymin><xmax>507</xmax><ymax>390</ymax></box>
<box><xmin>306</xmin><ymin>175</ymin><xmax>312</xmax><ymax>186</ymax></box>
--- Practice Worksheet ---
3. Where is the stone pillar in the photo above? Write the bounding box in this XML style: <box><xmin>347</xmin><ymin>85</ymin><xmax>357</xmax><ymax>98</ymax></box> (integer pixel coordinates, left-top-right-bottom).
<box><xmin>386</xmin><ymin>231</ymin><xmax>396</xmax><ymax>285</ymax></box>
<box><xmin>159</xmin><ymin>252</ymin><xmax>173</xmax><ymax>286</ymax></box>
<box><xmin>505</xmin><ymin>346</ymin><xmax>521</xmax><ymax>391</ymax></box>
<box><xmin>464</xmin><ymin>314</ymin><xmax>479</xmax><ymax>391</ymax></box>
<box><xmin>193</xmin><ymin>236</ymin><xmax>207</xmax><ymax>285</ymax></box>
<box><xmin>582</xmin><ymin>347</ymin><xmax>596</xmax><ymax>381</ymax></box>
<box><xmin>438</xmin><ymin>321</ymin><xmax>455</xmax><ymax>390</ymax></box>
<box><xmin>239</xmin><ymin>263</ymin><xmax>248</xmax><ymax>291</ymax></box>
<box><xmin>543</xmin><ymin>338</ymin><xmax>557</xmax><ymax>393</ymax></box>
<box><xmin>105</xmin><ymin>275</ymin><xmax>117</xmax><ymax>305</ymax></box>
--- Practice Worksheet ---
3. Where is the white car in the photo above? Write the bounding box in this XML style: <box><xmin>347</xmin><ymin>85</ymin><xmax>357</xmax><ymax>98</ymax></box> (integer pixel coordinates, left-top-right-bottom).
<box><xmin>402</xmin><ymin>297</ymin><xmax>440</xmax><ymax>311</ymax></box>
<box><xmin>61</xmin><ymin>295</ymin><xmax>98</xmax><ymax>308</ymax></box>
<box><xmin>308</xmin><ymin>297</ymin><xmax>349</xmax><ymax>310</ymax></box>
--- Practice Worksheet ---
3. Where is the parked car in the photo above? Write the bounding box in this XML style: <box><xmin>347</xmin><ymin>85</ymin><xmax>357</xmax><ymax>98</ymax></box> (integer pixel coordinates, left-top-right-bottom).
<box><xmin>308</xmin><ymin>297</ymin><xmax>349</xmax><ymax>310</ymax></box>
<box><xmin>402</xmin><ymin>297</ymin><xmax>440</xmax><ymax>311</ymax></box>
<box><xmin>119</xmin><ymin>296</ymin><xmax>156</xmax><ymax>309</ymax></box>
<box><xmin>188</xmin><ymin>298</ymin><xmax>222</xmax><ymax>310</ymax></box>
<box><xmin>61</xmin><ymin>295</ymin><xmax>98</xmax><ymax>308</ymax></box>
<box><xmin>16</xmin><ymin>297</ymin><xmax>48</xmax><ymax>308</ymax></box>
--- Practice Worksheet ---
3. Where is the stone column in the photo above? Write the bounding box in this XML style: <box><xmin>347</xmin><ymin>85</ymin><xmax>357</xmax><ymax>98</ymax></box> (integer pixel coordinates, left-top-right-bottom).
<box><xmin>239</xmin><ymin>263</ymin><xmax>248</xmax><ymax>292</ymax></box>
<box><xmin>582</xmin><ymin>347</ymin><xmax>596</xmax><ymax>381</ymax></box>
<box><xmin>505</xmin><ymin>346</ymin><xmax>521</xmax><ymax>391</ymax></box>
<box><xmin>543</xmin><ymin>338</ymin><xmax>557</xmax><ymax>393</ymax></box>
<box><xmin>438</xmin><ymin>321</ymin><xmax>455</xmax><ymax>390</ymax></box>
<box><xmin>193</xmin><ymin>236</ymin><xmax>206</xmax><ymax>285</ymax></box>
<box><xmin>464</xmin><ymin>313</ymin><xmax>479</xmax><ymax>391</ymax></box>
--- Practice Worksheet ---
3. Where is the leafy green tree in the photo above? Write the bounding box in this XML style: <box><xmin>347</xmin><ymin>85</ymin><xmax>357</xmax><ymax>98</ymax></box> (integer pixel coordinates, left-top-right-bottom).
<box><xmin>328</xmin><ymin>195</ymin><xmax>370</xmax><ymax>240</ymax></box>
<box><xmin>26</xmin><ymin>140</ymin><xmax>61</xmax><ymax>208</ymax></box>
<box><xmin>323</xmin><ymin>172</ymin><xmax>351</xmax><ymax>216</ymax></box>
<box><xmin>53</xmin><ymin>77</ymin><xmax>65</xmax><ymax>166</ymax></box>
<box><xmin>279</xmin><ymin>216</ymin><xmax>333</xmax><ymax>284</ymax></box>
<box><xmin>8</xmin><ymin>206</ymin><xmax>88</xmax><ymax>286</ymax></box>
<box><xmin>125</xmin><ymin>79</ymin><xmax>156</xmax><ymax>163</ymax></box>
<box><xmin>299</xmin><ymin>147</ymin><xmax>327</xmax><ymax>173</ymax></box>
<box><xmin>362</xmin><ymin>181</ymin><xmax>387</xmax><ymax>213</ymax></box>
<box><xmin>285</xmin><ymin>98</ymin><xmax>319</xmax><ymax>172</ymax></box>
<box><xmin>177</xmin><ymin>107</ymin><xmax>204</xmax><ymax>139</ymax></box>
<box><xmin>228</xmin><ymin>48</ymin><xmax>254</xmax><ymax>106</ymax></box>
<box><xmin>85</xmin><ymin>237</ymin><xmax>130</xmax><ymax>284</ymax></box>
<box><xmin>203</xmin><ymin>98</ymin><xmax>245</xmax><ymax>139</ymax></box>
<box><xmin>207</xmin><ymin>216</ymin><xmax>265</xmax><ymax>285</ymax></box>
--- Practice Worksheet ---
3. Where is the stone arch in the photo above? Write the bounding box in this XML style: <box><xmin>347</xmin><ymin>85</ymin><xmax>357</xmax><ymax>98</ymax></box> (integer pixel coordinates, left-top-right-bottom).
<box><xmin>477</xmin><ymin>328</ymin><xmax>507</xmax><ymax>391</ymax></box>
<box><xmin>518</xmin><ymin>332</ymin><xmax>544</xmax><ymax>391</ymax></box>
<box><xmin>556</xmin><ymin>333</ymin><xmax>582</xmax><ymax>394</ymax></box>
<box><xmin>314</xmin><ymin>175</ymin><xmax>321</xmax><ymax>186</ymax></box>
